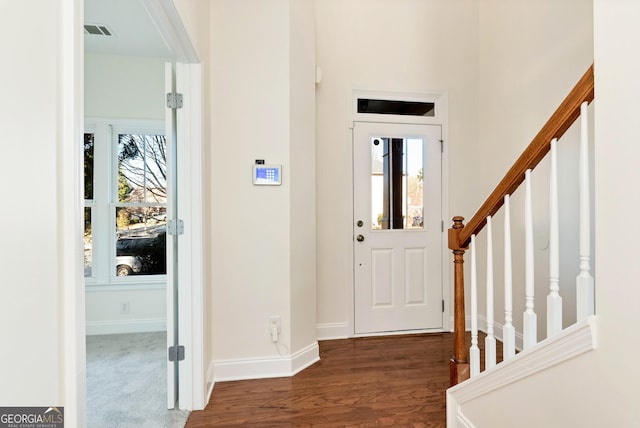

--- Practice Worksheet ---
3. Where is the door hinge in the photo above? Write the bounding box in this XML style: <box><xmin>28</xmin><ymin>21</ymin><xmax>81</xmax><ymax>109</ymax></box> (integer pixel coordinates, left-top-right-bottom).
<box><xmin>167</xmin><ymin>219</ymin><xmax>184</xmax><ymax>236</ymax></box>
<box><xmin>440</xmin><ymin>139</ymin><xmax>444</xmax><ymax>153</ymax></box>
<box><xmin>441</xmin><ymin>220</ymin><xmax>444</xmax><ymax>232</ymax></box>
<box><xmin>168</xmin><ymin>345</ymin><xmax>185</xmax><ymax>362</ymax></box>
<box><xmin>166</xmin><ymin>92</ymin><xmax>184</xmax><ymax>109</ymax></box>
<box><xmin>442</xmin><ymin>300</ymin><xmax>445</xmax><ymax>313</ymax></box>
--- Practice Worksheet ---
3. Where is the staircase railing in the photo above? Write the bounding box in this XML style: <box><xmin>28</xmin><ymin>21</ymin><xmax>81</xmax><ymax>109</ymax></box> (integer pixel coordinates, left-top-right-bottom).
<box><xmin>448</xmin><ymin>64</ymin><xmax>595</xmax><ymax>385</ymax></box>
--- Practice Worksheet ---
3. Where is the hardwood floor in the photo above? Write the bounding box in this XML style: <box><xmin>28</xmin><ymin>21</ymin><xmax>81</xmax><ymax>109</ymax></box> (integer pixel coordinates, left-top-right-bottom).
<box><xmin>186</xmin><ymin>333</ymin><xmax>458</xmax><ymax>427</ymax></box>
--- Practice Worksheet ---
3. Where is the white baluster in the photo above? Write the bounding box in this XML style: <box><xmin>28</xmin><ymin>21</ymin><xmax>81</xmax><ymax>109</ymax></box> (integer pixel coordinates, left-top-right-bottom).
<box><xmin>470</xmin><ymin>234</ymin><xmax>480</xmax><ymax>377</ymax></box>
<box><xmin>547</xmin><ymin>138</ymin><xmax>562</xmax><ymax>337</ymax></box>
<box><xmin>503</xmin><ymin>195</ymin><xmax>516</xmax><ymax>360</ymax></box>
<box><xmin>485</xmin><ymin>216</ymin><xmax>497</xmax><ymax>369</ymax></box>
<box><xmin>577</xmin><ymin>101</ymin><xmax>595</xmax><ymax>320</ymax></box>
<box><xmin>523</xmin><ymin>169</ymin><xmax>537</xmax><ymax>350</ymax></box>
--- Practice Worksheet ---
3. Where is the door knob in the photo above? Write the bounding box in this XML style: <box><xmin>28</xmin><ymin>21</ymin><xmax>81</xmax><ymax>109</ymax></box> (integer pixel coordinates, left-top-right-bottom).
<box><xmin>356</xmin><ymin>234</ymin><xmax>365</xmax><ymax>242</ymax></box>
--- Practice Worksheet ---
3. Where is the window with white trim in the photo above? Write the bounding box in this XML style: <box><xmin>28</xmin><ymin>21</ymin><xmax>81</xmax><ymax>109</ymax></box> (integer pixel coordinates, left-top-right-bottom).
<box><xmin>84</xmin><ymin>132</ymin><xmax>95</xmax><ymax>277</ymax></box>
<box><xmin>84</xmin><ymin>122</ymin><xmax>167</xmax><ymax>284</ymax></box>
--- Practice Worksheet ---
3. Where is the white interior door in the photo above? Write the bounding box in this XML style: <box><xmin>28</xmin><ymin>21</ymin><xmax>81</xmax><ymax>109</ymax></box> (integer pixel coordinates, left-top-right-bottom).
<box><xmin>353</xmin><ymin>122</ymin><xmax>443</xmax><ymax>334</ymax></box>
<box><xmin>165</xmin><ymin>61</ymin><xmax>204</xmax><ymax>411</ymax></box>
<box><xmin>165</xmin><ymin>62</ymin><xmax>179</xmax><ymax>409</ymax></box>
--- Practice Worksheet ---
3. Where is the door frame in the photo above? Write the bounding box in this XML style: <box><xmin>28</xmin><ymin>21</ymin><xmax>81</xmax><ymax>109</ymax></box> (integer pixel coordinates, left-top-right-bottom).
<box><xmin>63</xmin><ymin>1</ymin><xmax>205</xmax><ymax>425</ymax></box>
<box><xmin>347</xmin><ymin>88</ymin><xmax>451</xmax><ymax>337</ymax></box>
<box><xmin>174</xmin><ymin>61</ymin><xmax>205</xmax><ymax>410</ymax></box>
<box><xmin>144</xmin><ymin>0</ymin><xmax>204</xmax><ymax>411</ymax></box>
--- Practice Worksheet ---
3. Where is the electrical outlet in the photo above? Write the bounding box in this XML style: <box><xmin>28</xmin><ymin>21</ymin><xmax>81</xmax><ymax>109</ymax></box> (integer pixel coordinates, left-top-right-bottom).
<box><xmin>120</xmin><ymin>301</ymin><xmax>130</xmax><ymax>314</ymax></box>
<box><xmin>268</xmin><ymin>316</ymin><xmax>281</xmax><ymax>342</ymax></box>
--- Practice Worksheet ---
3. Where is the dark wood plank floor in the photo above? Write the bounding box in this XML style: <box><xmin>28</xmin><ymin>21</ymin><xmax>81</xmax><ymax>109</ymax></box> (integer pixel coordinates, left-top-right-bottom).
<box><xmin>186</xmin><ymin>333</ymin><xmax>469</xmax><ymax>427</ymax></box>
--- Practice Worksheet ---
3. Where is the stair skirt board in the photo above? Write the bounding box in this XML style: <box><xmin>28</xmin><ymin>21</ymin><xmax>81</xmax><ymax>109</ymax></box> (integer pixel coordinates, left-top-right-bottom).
<box><xmin>447</xmin><ymin>316</ymin><xmax>597</xmax><ymax>428</ymax></box>
<box><xmin>86</xmin><ymin>318</ymin><xmax>167</xmax><ymax>335</ymax></box>
<box><xmin>212</xmin><ymin>341</ymin><xmax>320</xmax><ymax>382</ymax></box>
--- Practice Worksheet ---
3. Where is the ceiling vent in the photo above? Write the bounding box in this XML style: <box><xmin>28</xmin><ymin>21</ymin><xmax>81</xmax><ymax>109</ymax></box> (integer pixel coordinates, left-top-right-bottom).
<box><xmin>84</xmin><ymin>24</ymin><xmax>113</xmax><ymax>36</ymax></box>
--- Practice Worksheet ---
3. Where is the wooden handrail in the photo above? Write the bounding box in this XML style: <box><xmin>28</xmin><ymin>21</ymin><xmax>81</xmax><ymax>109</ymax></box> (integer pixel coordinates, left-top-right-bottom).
<box><xmin>447</xmin><ymin>64</ymin><xmax>594</xmax><ymax>386</ymax></box>
<box><xmin>455</xmin><ymin>64</ymin><xmax>594</xmax><ymax>250</ymax></box>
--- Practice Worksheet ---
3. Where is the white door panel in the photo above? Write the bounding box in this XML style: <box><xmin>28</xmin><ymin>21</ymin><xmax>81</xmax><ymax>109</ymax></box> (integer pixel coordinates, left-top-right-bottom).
<box><xmin>354</xmin><ymin>122</ymin><xmax>442</xmax><ymax>334</ymax></box>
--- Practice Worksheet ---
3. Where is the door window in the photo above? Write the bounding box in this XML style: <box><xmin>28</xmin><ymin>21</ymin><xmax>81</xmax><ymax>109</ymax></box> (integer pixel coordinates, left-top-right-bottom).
<box><xmin>370</xmin><ymin>137</ymin><xmax>424</xmax><ymax>230</ymax></box>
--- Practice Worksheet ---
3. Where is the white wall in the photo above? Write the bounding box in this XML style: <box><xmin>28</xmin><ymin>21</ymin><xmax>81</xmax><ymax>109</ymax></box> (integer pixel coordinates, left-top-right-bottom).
<box><xmin>0</xmin><ymin>0</ymin><xmax>208</xmax><ymax>419</ymax></box>
<box><xmin>472</xmin><ymin>0</ymin><xmax>594</xmax><ymax>343</ymax></box>
<box><xmin>209</xmin><ymin>0</ymin><xmax>317</xmax><ymax>376</ymax></box>
<box><xmin>85</xmin><ymin>287</ymin><xmax>167</xmax><ymax>334</ymax></box>
<box><xmin>0</xmin><ymin>1</ymin><xmax>85</xmax><ymax>418</ymax></box>
<box><xmin>84</xmin><ymin>53</ymin><xmax>167</xmax><ymax>334</ymax></box>
<box><xmin>452</xmin><ymin>0</ymin><xmax>640</xmax><ymax>426</ymax></box>
<box><xmin>85</xmin><ymin>53</ymin><xmax>166</xmax><ymax>120</ymax></box>
<box><xmin>0</xmin><ymin>0</ymin><xmax>62</xmax><ymax>405</ymax></box>
<box><xmin>210</xmin><ymin>0</ymin><xmax>290</xmax><ymax>362</ymax></box>
<box><xmin>590</xmin><ymin>0</ymin><xmax>640</xmax><ymax>417</ymax></box>
<box><xmin>1</xmin><ymin>0</ymin><xmax>616</xmax><ymax>422</ymax></box>
<box><xmin>315</xmin><ymin>0</ymin><xmax>479</xmax><ymax>337</ymax></box>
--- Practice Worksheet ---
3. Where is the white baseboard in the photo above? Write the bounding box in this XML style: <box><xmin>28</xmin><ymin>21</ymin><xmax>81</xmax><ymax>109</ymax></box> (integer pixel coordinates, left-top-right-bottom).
<box><xmin>316</xmin><ymin>322</ymin><xmax>350</xmax><ymax>340</ymax></box>
<box><xmin>86</xmin><ymin>318</ymin><xmax>166</xmax><ymax>335</ymax></box>
<box><xmin>447</xmin><ymin>316</ymin><xmax>597</xmax><ymax>427</ymax></box>
<box><xmin>450</xmin><ymin>315</ymin><xmax>525</xmax><ymax>351</ymax></box>
<box><xmin>213</xmin><ymin>341</ymin><xmax>320</xmax><ymax>382</ymax></box>
<box><xmin>475</xmin><ymin>315</ymin><xmax>524</xmax><ymax>351</ymax></box>
<box><xmin>292</xmin><ymin>342</ymin><xmax>321</xmax><ymax>374</ymax></box>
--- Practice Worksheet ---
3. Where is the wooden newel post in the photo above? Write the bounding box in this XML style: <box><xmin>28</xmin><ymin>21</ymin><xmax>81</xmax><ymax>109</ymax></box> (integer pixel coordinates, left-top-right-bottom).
<box><xmin>449</xmin><ymin>216</ymin><xmax>470</xmax><ymax>386</ymax></box>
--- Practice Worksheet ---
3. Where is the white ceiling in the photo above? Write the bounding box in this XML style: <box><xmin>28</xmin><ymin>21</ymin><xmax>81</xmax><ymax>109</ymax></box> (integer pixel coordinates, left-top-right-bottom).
<box><xmin>84</xmin><ymin>0</ymin><xmax>172</xmax><ymax>58</ymax></box>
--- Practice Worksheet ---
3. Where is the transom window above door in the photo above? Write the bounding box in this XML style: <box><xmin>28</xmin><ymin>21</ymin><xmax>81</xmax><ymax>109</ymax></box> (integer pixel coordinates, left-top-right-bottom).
<box><xmin>352</xmin><ymin>90</ymin><xmax>445</xmax><ymax>125</ymax></box>
<box><xmin>357</xmin><ymin>99</ymin><xmax>435</xmax><ymax>116</ymax></box>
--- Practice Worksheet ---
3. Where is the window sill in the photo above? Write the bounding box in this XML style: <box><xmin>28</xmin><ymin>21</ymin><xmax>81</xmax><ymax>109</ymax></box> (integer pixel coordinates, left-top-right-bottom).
<box><xmin>85</xmin><ymin>276</ymin><xmax>167</xmax><ymax>292</ymax></box>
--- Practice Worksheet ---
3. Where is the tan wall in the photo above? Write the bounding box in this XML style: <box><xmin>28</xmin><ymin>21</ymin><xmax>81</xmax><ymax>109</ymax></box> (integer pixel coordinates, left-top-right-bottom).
<box><xmin>208</xmin><ymin>0</ymin><xmax>317</xmax><ymax>365</ymax></box>
<box><xmin>473</xmin><ymin>0</ymin><xmax>594</xmax><ymax>342</ymax></box>
<box><xmin>454</xmin><ymin>0</ymin><xmax>640</xmax><ymax>426</ymax></box>
<box><xmin>315</xmin><ymin>0</ymin><xmax>479</xmax><ymax>335</ymax></box>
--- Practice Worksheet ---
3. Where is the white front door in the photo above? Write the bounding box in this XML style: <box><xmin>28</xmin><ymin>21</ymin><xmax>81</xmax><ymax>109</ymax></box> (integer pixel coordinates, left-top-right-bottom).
<box><xmin>353</xmin><ymin>122</ymin><xmax>443</xmax><ymax>334</ymax></box>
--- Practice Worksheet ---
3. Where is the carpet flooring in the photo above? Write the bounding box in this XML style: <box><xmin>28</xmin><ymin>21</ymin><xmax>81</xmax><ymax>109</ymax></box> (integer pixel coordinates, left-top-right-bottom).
<box><xmin>86</xmin><ymin>332</ymin><xmax>190</xmax><ymax>428</ymax></box>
